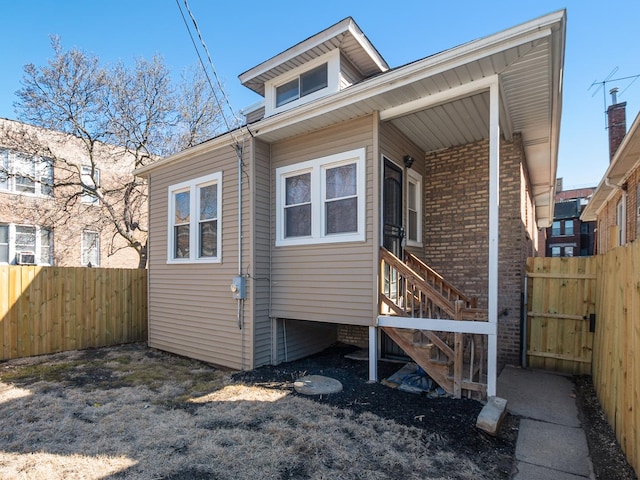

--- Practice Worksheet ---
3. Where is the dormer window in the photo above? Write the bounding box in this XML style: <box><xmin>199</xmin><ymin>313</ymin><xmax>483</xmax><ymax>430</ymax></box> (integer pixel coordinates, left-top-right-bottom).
<box><xmin>276</xmin><ymin>64</ymin><xmax>328</xmax><ymax>107</ymax></box>
<box><xmin>264</xmin><ymin>50</ymin><xmax>340</xmax><ymax>116</ymax></box>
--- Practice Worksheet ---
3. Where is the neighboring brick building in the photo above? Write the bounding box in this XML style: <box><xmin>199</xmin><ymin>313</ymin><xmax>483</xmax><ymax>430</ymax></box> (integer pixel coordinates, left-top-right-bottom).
<box><xmin>582</xmin><ymin>93</ymin><xmax>640</xmax><ymax>252</ymax></box>
<box><xmin>545</xmin><ymin>184</ymin><xmax>596</xmax><ymax>257</ymax></box>
<box><xmin>0</xmin><ymin>118</ymin><xmax>143</xmax><ymax>268</ymax></box>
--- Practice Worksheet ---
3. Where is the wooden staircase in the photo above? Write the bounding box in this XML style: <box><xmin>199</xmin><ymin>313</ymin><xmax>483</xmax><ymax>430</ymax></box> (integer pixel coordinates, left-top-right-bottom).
<box><xmin>379</xmin><ymin>248</ymin><xmax>488</xmax><ymax>399</ymax></box>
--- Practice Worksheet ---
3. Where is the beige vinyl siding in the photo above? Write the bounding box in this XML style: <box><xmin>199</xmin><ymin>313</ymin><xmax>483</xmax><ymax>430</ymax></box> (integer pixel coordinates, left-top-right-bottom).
<box><xmin>379</xmin><ymin>121</ymin><xmax>426</xmax><ymax>258</ymax></box>
<box><xmin>274</xmin><ymin>319</ymin><xmax>337</xmax><ymax>364</ymax></box>
<box><xmin>147</xmin><ymin>139</ymin><xmax>253</xmax><ymax>370</ymax></box>
<box><xmin>340</xmin><ymin>53</ymin><xmax>364</xmax><ymax>89</ymax></box>
<box><xmin>270</xmin><ymin>115</ymin><xmax>376</xmax><ymax>326</ymax></box>
<box><xmin>251</xmin><ymin>138</ymin><xmax>272</xmax><ymax>367</ymax></box>
<box><xmin>245</xmin><ymin>106</ymin><xmax>265</xmax><ymax>124</ymax></box>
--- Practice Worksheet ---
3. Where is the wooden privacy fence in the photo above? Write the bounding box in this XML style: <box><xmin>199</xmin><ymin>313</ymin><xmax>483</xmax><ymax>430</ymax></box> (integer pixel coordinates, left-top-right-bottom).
<box><xmin>0</xmin><ymin>266</ymin><xmax>147</xmax><ymax>361</ymax></box>
<box><xmin>591</xmin><ymin>241</ymin><xmax>640</xmax><ymax>474</ymax></box>
<box><xmin>527</xmin><ymin>242</ymin><xmax>640</xmax><ymax>475</ymax></box>
<box><xmin>526</xmin><ymin>256</ymin><xmax>597</xmax><ymax>374</ymax></box>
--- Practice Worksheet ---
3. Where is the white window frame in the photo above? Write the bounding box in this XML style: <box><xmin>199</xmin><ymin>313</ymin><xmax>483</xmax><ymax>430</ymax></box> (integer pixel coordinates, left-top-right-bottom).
<box><xmin>167</xmin><ymin>171</ymin><xmax>222</xmax><ymax>264</ymax></box>
<box><xmin>406</xmin><ymin>169</ymin><xmax>423</xmax><ymax>247</ymax></box>
<box><xmin>0</xmin><ymin>223</ymin><xmax>53</xmax><ymax>265</ymax></box>
<box><xmin>265</xmin><ymin>50</ymin><xmax>340</xmax><ymax>117</ymax></box>
<box><xmin>81</xmin><ymin>230</ymin><xmax>100</xmax><ymax>267</ymax></box>
<box><xmin>0</xmin><ymin>149</ymin><xmax>53</xmax><ymax>197</ymax></box>
<box><xmin>276</xmin><ymin>148</ymin><xmax>365</xmax><ymax>247</ymax></box>
<box><xmin>81</xmin><ymin>165</ymin><xmax>100</xmax><ymax>205</ymax></box>
<box><xmin>617</xmin><ymin>194</ymin><xmax>626</xmax><ymax>246</ymax></box>
<box><xmin>551</xmin><ymin>246</ymin><xmax>561</xmax><ymax>257</ymax></box>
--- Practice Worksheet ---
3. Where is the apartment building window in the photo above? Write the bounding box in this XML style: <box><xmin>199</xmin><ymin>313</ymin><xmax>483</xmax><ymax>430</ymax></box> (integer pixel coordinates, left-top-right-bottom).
<box><xmin>82</xmin><ymin>231</ymin><xmax>100</xmax><ymax>266</ymax></box>
<box><xmin>0</xmin><ymin>223</ymin><xmax>53</xmax><ymax>265</ymax></box>
<box><xmin>564</xmin><ymin>220</ymin><xmax>574</xmax><ymax>235</ymax></box>
<box><xmin>0</xmin><ymin>149</ymin><xmax>53</xmax><ymax>196</ymax></box>
<box><xmin>81</xmin><ymin>166</ymin><xmax>100</xmax><ymax>205</ymax></box>
<box><xmin>564</xmin><ymin>246</ymin><xmax>574</xmax><ymax>257</ymax></box>
<box><xmin>167</xmin><ymin>172</ymin><xmax>222</xmax><ymax>263</ymax></box>
<box><xmin>551</xmin><ymin>246</ymin><xmax>561</xmax><ymax>257</ymax></box>
<box><xmin>0</xmin><ymin>225</ymin><xmax>8</xmax><ymax>263</ymax></box>
<box><xmin>406</xmin><ymin>169</ymin><xmax>422</xmax><ymax>246</ymax></box>
<box><xmin>552</xmin><ymin>221</ymin><xmax>561</xmax><ymax>236</ymax></box>
<box><xmin>276</xmin><ymin>148</ymin><xmax>365</xmax><ymax>246</ymax></box>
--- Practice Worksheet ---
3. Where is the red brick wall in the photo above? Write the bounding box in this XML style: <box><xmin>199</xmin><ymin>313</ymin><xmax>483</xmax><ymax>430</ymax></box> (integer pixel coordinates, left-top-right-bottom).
<box><xmin>337</xmin><ymin>325</ymin><xmax>368</xmax><ymax>348</ymax></box>
<box><xmin>423</xmin><ymin>134</ymin><xmax>534</xmax><ymax>368</ymax></box>
<box><xmin>596</xmin><ymin>166</ymin><xmax>640</xmax><ymax>253</ymax></box>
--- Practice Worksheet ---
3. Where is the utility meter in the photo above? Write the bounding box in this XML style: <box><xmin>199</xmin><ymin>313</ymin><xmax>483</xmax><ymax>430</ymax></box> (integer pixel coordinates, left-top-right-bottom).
<box><xmin>230</xmin><ymin>276</ymin><xmax>246</xmax><ymax>300</ymax></box>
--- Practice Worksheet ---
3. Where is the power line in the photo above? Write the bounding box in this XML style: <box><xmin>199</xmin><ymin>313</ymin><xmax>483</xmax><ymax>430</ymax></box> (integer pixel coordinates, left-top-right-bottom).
<box><xmin>174</xmin><ymin>0</ymin><xmax>241</xmax><ymax>141</ymax></box>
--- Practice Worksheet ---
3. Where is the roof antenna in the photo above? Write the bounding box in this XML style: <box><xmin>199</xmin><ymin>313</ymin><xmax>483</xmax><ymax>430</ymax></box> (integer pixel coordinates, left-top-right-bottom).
<box><xmin>589</xmin><ymin>68</ymin><xmax>640</xmax><ymax>129</ymax></box>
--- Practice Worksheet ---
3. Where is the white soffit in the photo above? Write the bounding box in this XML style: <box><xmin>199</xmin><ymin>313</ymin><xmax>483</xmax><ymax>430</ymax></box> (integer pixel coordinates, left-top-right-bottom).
<box><xmin>238</xmin><ymin>17</ymin><xmax>389</xmax><ymax>96</ymax></box>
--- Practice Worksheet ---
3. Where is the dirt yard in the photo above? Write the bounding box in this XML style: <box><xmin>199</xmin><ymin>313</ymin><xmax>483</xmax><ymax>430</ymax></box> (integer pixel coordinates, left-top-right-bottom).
<box><xmin>0</xmin><ymin>342</ymin><xmax>632</xmax><ymax>479</ymax></box>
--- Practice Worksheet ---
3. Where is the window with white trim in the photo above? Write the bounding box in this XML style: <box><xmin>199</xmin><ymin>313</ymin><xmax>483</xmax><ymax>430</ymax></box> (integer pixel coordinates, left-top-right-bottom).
<box><xmin>406</xmin><ymin>169</ymin><xmax>422</xmax><ymax>246</ymax></box>
<box><xmin>167</xmin><ymin>172</ymin><xmax>222</xmax><ymax>263</ymax></box>
<box><xmin>81</xmin><ymin>166</ymin><xmax>100</xmax><ymax>205</ymax></box>
<box><xmin>276</xmin><ymin>148</ymin><xmax>365</xmax><ymax>246</ymax></box>
<box><xmin>551</xmin><ymin>246</ymin><xmax>560</xmax><ymax>257</ymax></box>
<box><xmin>0</xmin><ymin>223</ymin><xmax>53</xmax><ymax>265</ymax></box>
<box><xmin>265</xmin><ymin>50</ymin><xmax>340</xmax><ymax>116</ymax></box>
<box><xmin>0</xmin><ymin>148</ymin><xmax>53</xmax><ymax>196</ymax></box>
<box><xmin>617</xmin><ymin>196</ymin><xmax>626</xmax><ymax>246</ymax></box>
<box><xmin>81</xmin><ymin>231</ymin><xmax>100</xmax><ymax>266</ymax></box>
<box><xmin>276</xmin><ymin>63</ymin><xmax>328</xmax><ymax>108</ymax></box>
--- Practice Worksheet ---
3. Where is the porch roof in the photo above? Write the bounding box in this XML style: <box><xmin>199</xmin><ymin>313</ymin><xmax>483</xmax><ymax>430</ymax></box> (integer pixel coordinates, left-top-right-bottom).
<box><xmin>245</xmin><ymin>10</ymin><xmax>566</xmax><ymax>228</ymax></box>
<box><xmin>138</xmin><ymin>11</ymin><xmax>566</xmax><ymax>227</ymax></box>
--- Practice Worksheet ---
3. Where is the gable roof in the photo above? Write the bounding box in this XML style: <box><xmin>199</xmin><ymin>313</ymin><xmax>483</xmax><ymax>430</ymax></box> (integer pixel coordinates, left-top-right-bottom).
<box><xmin>138</xmin><ymin>11</ymin><xmax>566</xmax><ymax>227</ymax></box>
<box><xmin>581</xmin><ymin>111</ymin><xmax>640</xmax><ymax>221</ymax></box>
<box><xmin>238</xmin><ymin>17</ymin><xmax>389</xmax><ymax>96</ymax></box>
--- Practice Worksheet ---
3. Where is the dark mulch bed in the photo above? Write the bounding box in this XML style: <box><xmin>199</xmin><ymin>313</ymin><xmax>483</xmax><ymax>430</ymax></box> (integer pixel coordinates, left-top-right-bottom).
<box><xmin>574</xmin><ymin>375</ymin><xmax>637</xmax><ymax>480</ymax></box>
<box><xmin>233</xmin><ymin>343</ymin><xmax>519</xmax><ymax>479</ymax></box>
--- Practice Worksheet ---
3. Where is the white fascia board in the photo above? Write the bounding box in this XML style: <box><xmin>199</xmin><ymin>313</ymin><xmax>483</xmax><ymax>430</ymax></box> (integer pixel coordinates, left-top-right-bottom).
<box><xmin>379</xmin><ymin>75</ymin><xmax>497</xmax><ymax>120</ymax></box>
<box><xmin>134</xmin><ymin>130</ymin><xmax>243</xmax><ymax>177</ymax></box>
<box><xmin>239</xmin><ymin>18</ymin><xmax>352</xmax><ymax>85</ymax></box>
<box><xmin>346</xmin><ymin>21</ymin><xmax>389</xmax><ymax>73</ymax></box>
<box><xmin>250</xmin><ymin>19</ymin><xmax>558</xmax><ymax>139</ymax></box>
<box><xmin>580</xmin><ymin>111</ymin><xmax>640</xmax><ymax>221</ymax></box>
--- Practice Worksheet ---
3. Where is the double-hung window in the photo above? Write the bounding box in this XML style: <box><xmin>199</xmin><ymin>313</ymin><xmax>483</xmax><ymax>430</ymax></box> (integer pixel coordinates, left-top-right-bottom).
<box><xmin>81</xmin><ymin>231</ymin><xmax>100</xmax><ymax>266</ymax></box>
<box><xmin>168</xmin><ymin>172</ymin><xmax>222</xmax><ymax>263</ymax></box>
<box><xmin>276</xmin><ymin>148</ymin><xmax>365</xmax><ymax>246</ymax></box>
<box><xmin>0</xmin><ymin>149</ymin><xmax>53</xmax><ymax>196</ymax></box>
<box><xmin>81</xmin><ymin>166</ymin><xmax>100</xmax><ymax>205</ymax></box>
<box><xmin>406</xmin><ymin>169</ymin><xmax>422</xmax><ymax>246</ymax></box>
<box><xmin>0</xmin><ymin>223</ymin><xmax>53</xmax><ymax>265</ymax></box>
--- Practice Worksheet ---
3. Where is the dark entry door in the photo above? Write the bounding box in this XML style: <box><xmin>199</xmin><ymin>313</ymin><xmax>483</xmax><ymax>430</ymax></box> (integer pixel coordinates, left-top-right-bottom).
<box><xmin>383</xmin><ymin>159</ymin><xmax>404</xmax><ymax>256</ymax></box>
<box><xmin>382</xmin><ymin>159</ymin><xmax>408</xmax><ymax>359</ymax></box>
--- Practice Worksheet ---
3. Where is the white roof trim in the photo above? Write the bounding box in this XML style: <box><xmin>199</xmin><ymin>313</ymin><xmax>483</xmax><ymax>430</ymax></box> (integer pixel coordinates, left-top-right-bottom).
<box><xmin>581</xmin><ymin>110</ymin><xmax>640</xmax><ymax>221</ymax></box>
<box><xmin>238</xmin><ymin>17</ymin><xmax>388</xmax><ymax>86</ymax></box>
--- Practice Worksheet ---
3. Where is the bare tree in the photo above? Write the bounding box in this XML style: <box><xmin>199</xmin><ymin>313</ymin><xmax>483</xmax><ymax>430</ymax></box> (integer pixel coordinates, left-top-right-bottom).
<box><xmin>11</xmin><ymin>36</ymin><xmax>224</xmax><ymax>268</ymax></box>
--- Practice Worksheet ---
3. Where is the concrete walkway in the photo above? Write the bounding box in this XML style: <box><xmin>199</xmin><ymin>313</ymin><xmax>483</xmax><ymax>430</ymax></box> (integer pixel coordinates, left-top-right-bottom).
<box><xmin>497</xmin><ymin>366</ymin><xmax>595</xmax><ymax>480</ymax></box>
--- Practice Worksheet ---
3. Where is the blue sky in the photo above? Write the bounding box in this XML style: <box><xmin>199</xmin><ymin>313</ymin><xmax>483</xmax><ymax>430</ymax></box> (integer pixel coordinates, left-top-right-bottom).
<box><xmin>2</xmin><ymin>1</ymin><xmax>639</xmax><ymax>188</ymax></box>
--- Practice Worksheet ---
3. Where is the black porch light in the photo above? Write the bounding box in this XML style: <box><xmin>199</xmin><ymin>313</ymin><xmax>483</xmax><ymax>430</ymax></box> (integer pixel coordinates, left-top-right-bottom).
<box><xmin>403</xmin><ymin>155</ymin><xmax>415</xmax><ymax>169</ymax></box>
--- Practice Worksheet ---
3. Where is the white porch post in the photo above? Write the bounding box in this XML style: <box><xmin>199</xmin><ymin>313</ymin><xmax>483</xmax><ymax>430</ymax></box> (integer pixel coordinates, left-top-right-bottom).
<box><xmin>487</xmin><ymin>79</ymin><xmax>500</xmax><ymax>397</ymax></box>
<box><xmin>368</xmin><ymin>326</ymin><xmax>377</xmax><ymax>382</ymax></box>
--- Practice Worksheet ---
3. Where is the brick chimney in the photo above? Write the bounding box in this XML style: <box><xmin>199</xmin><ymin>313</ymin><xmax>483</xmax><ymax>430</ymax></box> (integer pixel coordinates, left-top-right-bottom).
<box><xmin>607</xmin><ymin>87</ymin><xmax>626</xmax><ymax>162</ymax></box>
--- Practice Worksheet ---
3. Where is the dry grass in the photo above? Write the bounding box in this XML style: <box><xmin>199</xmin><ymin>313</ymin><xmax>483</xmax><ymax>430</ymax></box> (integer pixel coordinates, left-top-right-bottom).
<box><xmin>0</xmin><ymin>344</ymin><xmax>487</xmax><ymax>479</ymax></box>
